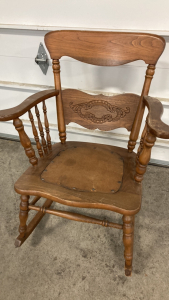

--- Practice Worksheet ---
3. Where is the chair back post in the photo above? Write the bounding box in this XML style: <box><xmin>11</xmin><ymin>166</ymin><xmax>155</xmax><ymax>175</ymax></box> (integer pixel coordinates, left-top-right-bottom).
<box><xmin>52</xmin><ymin>59</ymin><xmax>66</xmax><ymax>144</ymax></box>
<box><xmin>128</xmin><ymin>64</ymin><xmax>155</xmax><ymax>152</ymax></box>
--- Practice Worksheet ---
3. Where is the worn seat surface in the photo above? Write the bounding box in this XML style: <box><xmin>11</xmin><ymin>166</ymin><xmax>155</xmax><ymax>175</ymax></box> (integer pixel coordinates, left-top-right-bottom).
<box><xmin>15</xmin><ymin>141</ymin><xmax>142</xmax><ymax>215</ymax></box>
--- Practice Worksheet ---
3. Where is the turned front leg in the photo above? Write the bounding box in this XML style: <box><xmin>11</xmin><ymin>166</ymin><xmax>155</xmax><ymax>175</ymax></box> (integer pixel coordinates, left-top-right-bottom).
<box><xmin>122</xmin><ymin>215</ymin><xmax>135</xmax><ymax>276</ymax></box>
<box><xmin>19</xmin><ymin>195</ymin><xmax>29</xmax><ymax>238</ymax></box>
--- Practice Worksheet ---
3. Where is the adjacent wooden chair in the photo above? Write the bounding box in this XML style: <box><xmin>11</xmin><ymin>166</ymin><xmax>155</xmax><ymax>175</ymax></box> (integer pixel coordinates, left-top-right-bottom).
<box><xmin>0</xmin><ymin>31</ymin><xmax>169</xmax><ymax>276</ymax></box>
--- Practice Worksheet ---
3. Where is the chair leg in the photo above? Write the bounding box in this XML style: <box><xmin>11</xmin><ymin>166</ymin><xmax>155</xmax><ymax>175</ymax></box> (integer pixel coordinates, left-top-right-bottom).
<box><xmin>122</xmin><ymin>215</ymin><xmax>135</xmax><ymax>276</ymax></box>
<box><xmin>15</xmin><ymin>198</ymin><xmax>53</xmax><ymax>247</ymax></box>
<box><xmin>18</xmin><ymin>195</ymin><xmax>29</xmax><ymax>238</ymax></box>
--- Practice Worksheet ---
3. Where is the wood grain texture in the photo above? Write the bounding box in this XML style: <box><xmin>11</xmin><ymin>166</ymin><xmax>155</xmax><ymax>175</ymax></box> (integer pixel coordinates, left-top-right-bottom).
<box><xmin>62</xmin><ymin>89</ymin><xmax>140</xmax><ymax>131</ymax></box>
<box><xmin>45</xmin><ymin>31</ymin><xmax>165</xmax><ymax>66</ymax></box>
<box><xmin>0</xmin><ymin>89</ymin><xmax>59</xmax><ymax>121</ymax></box>
<box><xmin>144</xmin><ymin>96</ymin><xmax>169</xmax><ymax>139</ymax></box>
<box><xmin>14</xmin><ymin>141</ymin><xmax>142</xmax><ymax>215</ymax></box>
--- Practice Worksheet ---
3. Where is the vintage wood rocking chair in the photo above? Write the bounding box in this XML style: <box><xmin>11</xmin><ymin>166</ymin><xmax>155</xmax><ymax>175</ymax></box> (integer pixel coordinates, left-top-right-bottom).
<box><xmin>0</xmin><ymin>31</ymin><xmax>169</xmax><ymax>276</ymax></box>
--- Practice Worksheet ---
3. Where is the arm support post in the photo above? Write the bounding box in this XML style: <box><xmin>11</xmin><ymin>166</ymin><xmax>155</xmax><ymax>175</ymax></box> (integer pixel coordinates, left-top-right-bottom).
<box><xmin>135</xmin><ymin>130</ymin><xmax>156</xmax><ymax>183</ymax></box>
<box><xmin>144</xmin><ymin>96</ymin><xmax>169</xmax><ymax>139</ymax></box>
<box><xmin>135</xmin><ymin>96</ymin><xmax>169</xmax><ymax>183</ymax></box>
<box><xmin>13</xmin><ymin>118</ymin><xmax>38</xmax><ymax>166</ymax></box>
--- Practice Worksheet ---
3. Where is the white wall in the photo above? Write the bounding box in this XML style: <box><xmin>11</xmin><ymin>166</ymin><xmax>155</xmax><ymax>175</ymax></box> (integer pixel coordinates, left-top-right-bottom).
<box><xmin>1</xmin><ymin>0</ymin><xmax>169</xmax><ymax>33</ymax></box>
<box><xmin>0</xmin><ymin>1</ymin><xmax>169</xmax><ymax>162</ymax></box>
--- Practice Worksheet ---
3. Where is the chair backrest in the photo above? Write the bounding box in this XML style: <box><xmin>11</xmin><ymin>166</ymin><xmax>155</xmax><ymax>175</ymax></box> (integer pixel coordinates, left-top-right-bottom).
<box><xmin>45</xmin><ymin>31</ymin><xmax>165</xmax><ymax>66</ymax></box>
<box><xmin>45</xmin><ymin>30</ymin><xmax>165</xmax><ymax>147</ymax></box>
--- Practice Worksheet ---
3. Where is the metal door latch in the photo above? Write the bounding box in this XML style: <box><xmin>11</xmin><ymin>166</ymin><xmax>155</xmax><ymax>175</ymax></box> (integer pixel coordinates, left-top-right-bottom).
<box><xmin>35</xmin><ymin>43</ymin><xmax>49</xmax><ymax>75</ymax></box>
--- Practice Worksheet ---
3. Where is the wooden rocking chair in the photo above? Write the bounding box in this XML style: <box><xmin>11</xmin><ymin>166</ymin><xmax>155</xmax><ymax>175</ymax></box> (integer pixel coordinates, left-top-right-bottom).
<box><xmin>0</xmin><ymin>31</ymin><xmax>169</xmax><ymax>276</ymax></box>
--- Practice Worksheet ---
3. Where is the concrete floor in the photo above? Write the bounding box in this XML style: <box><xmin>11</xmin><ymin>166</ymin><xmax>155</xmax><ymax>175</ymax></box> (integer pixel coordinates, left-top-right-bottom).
<box><xmin>0</xmin><ymin>139</ymin><xmax>169</xmax><ymax>300</ymax></box>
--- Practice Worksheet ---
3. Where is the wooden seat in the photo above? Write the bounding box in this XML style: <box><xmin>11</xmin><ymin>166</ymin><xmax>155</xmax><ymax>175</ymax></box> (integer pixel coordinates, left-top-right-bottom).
<box><xmin>0</xmin><ymin>30</ymin><xmax>169</xmax><ymax>276</ymax></box>
<box><xmin>15</xmin><ymin>142</ymin><xmax>141</xmax><ymax>214</ymax></box>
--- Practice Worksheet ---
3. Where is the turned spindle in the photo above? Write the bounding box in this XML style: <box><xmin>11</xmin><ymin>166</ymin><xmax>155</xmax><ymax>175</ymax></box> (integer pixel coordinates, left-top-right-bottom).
<box><xmin>42</xmin><ymin>100</ymin><xmax>52</xmax><ymax>152</ymax></box>
<box><xmin>28</xmin><ymin>110</ymin><xmax>44</xmax><ymax>158</ymax></box>
<box><xmin>13</xmin><ymin>118</ymin><xmax>38</xmax><ymax>166</ymax></box>
<box><xmin>35</xmin><ymin>105</ymin><xmax>48</xmax><ymax>155</ymax></box>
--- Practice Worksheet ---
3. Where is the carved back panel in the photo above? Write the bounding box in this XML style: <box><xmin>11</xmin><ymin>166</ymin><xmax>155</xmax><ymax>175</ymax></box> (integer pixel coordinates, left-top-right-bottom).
<box><xmin>62</xmin><ymin>89</ymin><xmax>140</xmax><ymax>131</ymax></box>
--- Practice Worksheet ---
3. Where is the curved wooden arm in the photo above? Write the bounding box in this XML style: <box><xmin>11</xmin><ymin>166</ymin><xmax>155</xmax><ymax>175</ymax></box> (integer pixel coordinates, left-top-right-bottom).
<box><xmin>144</xmin><ymin>96</ymin><xmax>169</xmax><ymax>139</ymax></box>
<box><xmin>0</xmin><ymin>89</ymin><xmax>59</xmax><ymax>121</ymax></box>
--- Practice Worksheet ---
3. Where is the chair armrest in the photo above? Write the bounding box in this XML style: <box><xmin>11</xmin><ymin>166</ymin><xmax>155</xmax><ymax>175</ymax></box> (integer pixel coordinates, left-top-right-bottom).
<box><xmin>0</xmin><ymin>89</ymin><xmax>59</xmax><ymax>121</ymax></box>
<box><xmin>144</xmin><ymin>96</ymin><xmax>169</xmax><ymax>139</ymax></box>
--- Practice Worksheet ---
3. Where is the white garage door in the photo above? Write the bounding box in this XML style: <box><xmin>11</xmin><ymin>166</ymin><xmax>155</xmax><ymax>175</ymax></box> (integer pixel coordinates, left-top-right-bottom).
<box><xmin>0</xmin><ymin>0</ymin><xmax>169</xmax><ymax>164</ymax></box>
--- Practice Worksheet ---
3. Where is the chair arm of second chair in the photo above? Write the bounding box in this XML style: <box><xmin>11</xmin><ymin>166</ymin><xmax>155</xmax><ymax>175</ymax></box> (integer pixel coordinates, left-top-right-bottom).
<box><xmin>144</xmin><ymin>96</ymin><xmax>169</xmax><ymax>139</ymax></box>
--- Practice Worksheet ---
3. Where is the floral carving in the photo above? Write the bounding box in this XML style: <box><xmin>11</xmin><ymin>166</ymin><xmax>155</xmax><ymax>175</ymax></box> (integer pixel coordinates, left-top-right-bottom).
<box><xmin>69</xmin><ymin>100</ymin><xmax>130</xmax><ymax>124</ymax></box>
